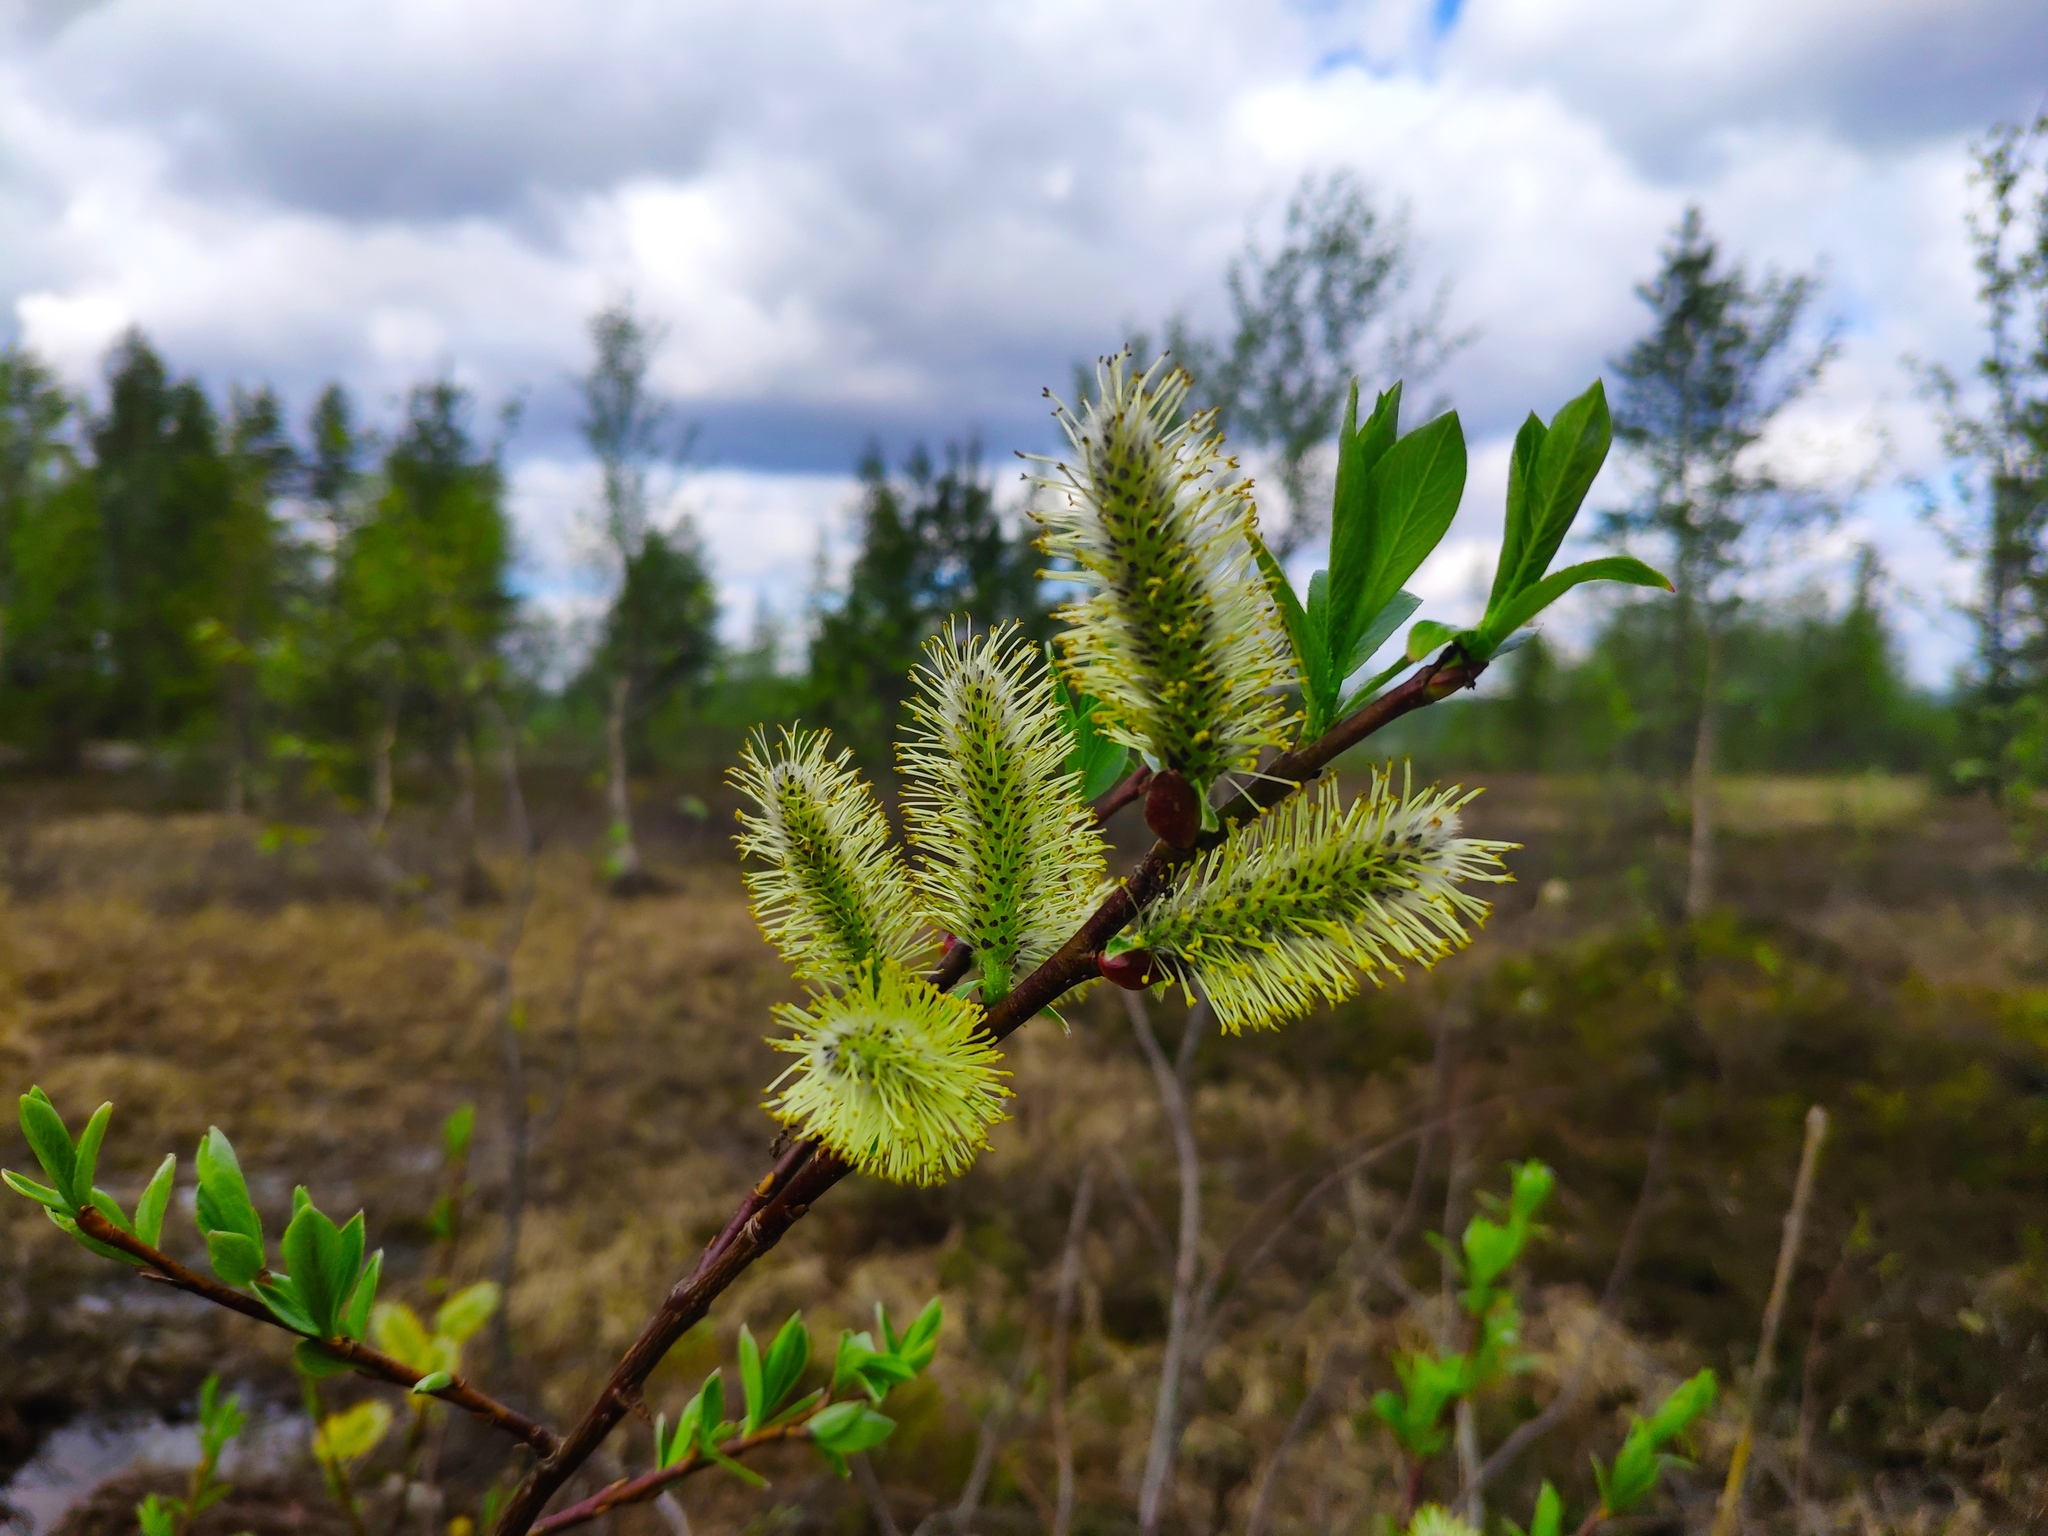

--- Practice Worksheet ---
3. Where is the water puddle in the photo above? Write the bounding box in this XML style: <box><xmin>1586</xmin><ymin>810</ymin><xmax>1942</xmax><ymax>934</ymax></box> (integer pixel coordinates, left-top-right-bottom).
<box><xmin>0</xmin><ymin>1402</ymin><xmax>306</xmax><ymax>1536</ymax></box>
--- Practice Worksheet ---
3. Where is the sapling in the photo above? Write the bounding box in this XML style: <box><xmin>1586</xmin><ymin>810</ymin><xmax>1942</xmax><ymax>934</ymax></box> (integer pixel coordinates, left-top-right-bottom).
<box><xmin>9</xmin><ymin>350</ymin><xmax>1671</xmax><ymax>1534</ymax></box>
<box><xmin>135</xmin><ymin>1375</ymin><xmax>247</xmax><ymax>1536</ymax></box>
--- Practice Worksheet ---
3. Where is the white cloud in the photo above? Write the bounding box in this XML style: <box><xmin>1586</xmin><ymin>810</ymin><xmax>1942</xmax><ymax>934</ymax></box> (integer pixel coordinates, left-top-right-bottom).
<box><xmin>0</xmin><ymin>0</ymin><xmax>2036</xmax><ymax>683</ymax></box>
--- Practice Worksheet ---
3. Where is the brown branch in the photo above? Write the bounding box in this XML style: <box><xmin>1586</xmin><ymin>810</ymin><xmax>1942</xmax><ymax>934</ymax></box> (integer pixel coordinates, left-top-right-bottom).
<box><xmin>72</xmin><ymin>1207</ymin><xmax>559</xmax><ymax>1457</ymax></box>
<box><xmin>528</xmin><ymin>1420</ymin><xmax>816</xmax><ymax>1535</ymax></box>
<box><xmin>1092</xmin><ymin>765</ymin><xmax>1153</xmax><ymax>825</ymax></box>
<box><xmin>491</xmin><ymin>648</ymin><xmax>1485</xmax><ymax>1536</ymax></box>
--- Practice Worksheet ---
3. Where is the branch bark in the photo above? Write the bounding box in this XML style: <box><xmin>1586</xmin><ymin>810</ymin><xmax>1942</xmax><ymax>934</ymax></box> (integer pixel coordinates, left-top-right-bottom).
<box><xmin>73</xmin><ymin>1206</ymin><xmax>558</xmax><ymax>1456</ymax></box>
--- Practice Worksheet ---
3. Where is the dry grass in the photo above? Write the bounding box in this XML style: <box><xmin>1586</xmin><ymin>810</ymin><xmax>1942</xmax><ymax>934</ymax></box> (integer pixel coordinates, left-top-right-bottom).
<box><xmin>4</xmin><ymin>780</ymin><xmax>2048</xmax><ymax>1536</ymax></box>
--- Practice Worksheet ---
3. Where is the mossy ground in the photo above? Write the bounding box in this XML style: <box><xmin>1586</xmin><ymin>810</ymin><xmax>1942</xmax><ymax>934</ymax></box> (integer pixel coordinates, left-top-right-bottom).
<box><xmin>3</xmin><ymin>771</ymin><xmax>2046</xmax><ymax>1535</ymax></box>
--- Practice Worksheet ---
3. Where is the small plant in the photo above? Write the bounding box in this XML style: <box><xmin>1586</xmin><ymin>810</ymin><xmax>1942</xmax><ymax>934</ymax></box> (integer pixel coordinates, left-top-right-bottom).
<box><xmin>1368</xmin><ymin>1162</ymin><xmax>1716</xmax><ymax>1536</ymax></box>
<box><xmin>135</xmin><ymin>1375</ymin><xmax>246</xmax><ymax>1536</ymax></box>
<box><xmin>10</xmin><ymin>351</ymin><xmax>1668</xmax><ymax>1535</ymax></box>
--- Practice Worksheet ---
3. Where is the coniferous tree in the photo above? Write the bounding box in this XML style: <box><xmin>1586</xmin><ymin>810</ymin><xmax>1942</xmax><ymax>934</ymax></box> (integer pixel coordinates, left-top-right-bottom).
<box><xmin>576</xmin><ymin>301</ymin><xmax>712</xmax><ymax>889</ymax></box>
<box><xmin>1918</xmin><ymin>112</ymin><xmax>2048</xmax><ymax>827</ymax></box>
<box><xmin>808</xmin><ymin>443</ymin><xmax>1045</xmax><ymax>762</ymax></box>
<box><xmin>1602</xmin><ymin>207</ymin><xmax>1836</xmax><ymax>915</ymax></box>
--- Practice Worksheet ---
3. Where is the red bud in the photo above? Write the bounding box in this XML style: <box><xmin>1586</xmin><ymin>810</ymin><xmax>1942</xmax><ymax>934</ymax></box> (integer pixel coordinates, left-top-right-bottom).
<box><xmin>1098</xmin><ymin>947</ymin><xmax>1159</xmax><ymax>990</ymax></box>
<box><xmin>1144</xmin><ymin>770</ymin><xmax>1201</xmax><ymax>849</ymax></box>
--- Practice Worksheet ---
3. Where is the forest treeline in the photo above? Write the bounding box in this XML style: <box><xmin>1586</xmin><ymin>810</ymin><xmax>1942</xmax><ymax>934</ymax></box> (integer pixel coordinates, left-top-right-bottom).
<box><xmin>0</xmin><ymin>115</ymin><xmax>2042</xmax><ymax>843</ymax></box>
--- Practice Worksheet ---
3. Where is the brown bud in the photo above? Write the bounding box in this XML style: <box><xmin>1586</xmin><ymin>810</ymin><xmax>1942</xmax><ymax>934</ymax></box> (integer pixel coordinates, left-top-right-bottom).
<box><xmin>1098</xmin><ymin>947</ymin><xmax>1159</xmax><ymax>990</ymax></box>
<box><xmin>1144</xmin><ymin>769</ymin><xmax>1201</xmax><ymax>848</ymax></box>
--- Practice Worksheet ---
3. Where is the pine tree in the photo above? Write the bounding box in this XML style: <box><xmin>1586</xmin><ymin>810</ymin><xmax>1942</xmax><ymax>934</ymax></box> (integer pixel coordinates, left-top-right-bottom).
<box><xmin>1603</xmin><ymin>208</ymin><xmax>1836</xmax><ymax>915</ymax></box>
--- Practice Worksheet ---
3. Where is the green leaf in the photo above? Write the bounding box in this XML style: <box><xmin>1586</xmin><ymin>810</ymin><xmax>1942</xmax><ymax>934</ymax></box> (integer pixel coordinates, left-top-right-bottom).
<box><xmin>763</xmin><ymin>1388</ymin><xmax>825</xmax><ymax>1431</ymax></box>
<box><xmin>1329</xmin><ymin>408</ymin><xmax>1467</xmax><ymax>675</ymax></box>
<box><xmin>3</xmin><ymin>1168</ymin><xmax>67</xmax><ymax>1210</ymax></box>
<box><xmin>761</xmin><ymin>1313</ymin><xmax>811</xmax><ymax>1421</ymax></box>
<box><xmin>1051</xmin><ymin>660</ymin><xmax>1132</xmax><ymax>802</ymax></box>
<box><xmin>47</xmin><ymin>1208</ymin><xmax>138</xmax><ymax>1264</ymax></box>
<box><xmin>443</xmin><ymin>1104</ymin><xmax>476</xmax><ymax>1162</ymax></box>
<box><xmin>293</xmin><ymin>1339</ymin><xmax>354</xmax><ymax>1379</ymax></box>
<box><xmin>1249</xmin><ymin>530</ymin><xmax>1331</xmax><ymax>728</ymax></box>
<box><xmin>695</xmin><ymin>1370</ymin><xmax>726</xmax><ymax>1453</ymax></box>
<box><xmin>1333</xmin><ymin>654</ymin><xmax>1412</xmax><ymax>725</ymax></box>
<box><xmin>1477</xmin><ymin>557</ymin><xmax>1671</xmax><ymax>653</ymax></box>
<box><xmin>206</xmin><ymin>1230</ymin><xmax>267</xmax><ymax>1287</ymax></box>
<box><xmin>1405</xmin><ymin>619</ymin><xmax>1466</xmax><ymax>663</ymax></box>
<box><xmin>410</xmin><ymin>1370</ymin><xmax>454</xmax><ymax>1396</ymax></box>
<box><xmin>259</xmin><ymin>1273</ymin><xmax>319</xmax><ymax>1336</ymax></box>
<box><xmin>372</xmin><ymin>1302</ymin><xmax>435</xmax><ymax>1371</ymax></box>
<box><xmin>194</xmin><ymin>1127</ymin><xmax>262</xmax><ymax>1248</ymax></box>
<box><xmin>87</xmin><ymin>1187</ymin><xmax>135</xmax><ymax>1237</ymax></box>
<box><xmin>1485</xmin><ymin>381</ymin><xmax>1612</xmax><ymax>612</ymax></box>
<box><xmin>134</xmin><ymin>1154</ymin><xmax>176</xmax><ymax>1248</ymax></box>
<box><xmin>433</xmin><ymin>1280</ymin><xmax>501</xmax><ymax>1345</ymax></box>
<box><xmin>833</xmin><ymin>1330</ymin><xmax>880</xmax><ymax>1397</ymax></box>
<box><xmin>807</xmin><ymin>1401</ymin><xmax>896</xmax><ymax>1458</ymax></box>
<box><xmin>136</xmin><ymin>1492</ymin><xmax>177</xmax><ymax>1536</ymax></box>
<box><xmin>340</xmin><ymin>1249</ymin><xmax>382</xmax><ymax>1341</ymax></box>
<box><xmin>895</xmin><ymin>1298</ymin><xmax>943</xmax><ymax>1373</ymax></box>
<box><xmin>19</xmin><ymin>1089</ymin><xmax>76</xmax><ymax>1200</ymax></box>
<box><xmin>282</xmin><ymin>1201</ymin><xmax>346</xmax><ymax>1338</ymax></box>
<box><xmin>1327</xmin><ymin>382</ymin><xmax>1404</xmax><ymax>606</ymax></box>
<box><xmin>738</xmin><ymin>1323</ymin><xmax>766</xmax><ymax>1433</ymax></box>
<box><xmin>314</xmin><ymin>1400</ymin><xmax>392</xmax><ymax>1464</ymax></box>
<box><xmin>69</xmin><ymin>1102</ymin><xmax>112</xmax><ymax>1210</ymax></box>
<box><xmin>1338</xmin><ymin>590</ymin><xmax>1421</xmax><ymax>684</ymax></box>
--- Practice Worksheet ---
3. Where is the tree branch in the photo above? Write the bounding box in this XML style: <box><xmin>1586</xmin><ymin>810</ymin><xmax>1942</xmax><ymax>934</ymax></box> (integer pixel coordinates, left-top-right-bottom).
<box><xmin>490</xmin><ymin>649</ymin><xmax>1484</xmax><ymax>1536</ymax></box>
<box><xmin>72</xmin><ymin>1206</ymin><xmax>559</xmax><ymax>1458</ymax></box>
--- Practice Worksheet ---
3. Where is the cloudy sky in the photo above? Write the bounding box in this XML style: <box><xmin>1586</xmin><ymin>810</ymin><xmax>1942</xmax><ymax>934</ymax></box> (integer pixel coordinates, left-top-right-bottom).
<box><xmin>2</xmin><ymin>0</ymin><xmax>2043</xmax><ymax>678</ymax></box>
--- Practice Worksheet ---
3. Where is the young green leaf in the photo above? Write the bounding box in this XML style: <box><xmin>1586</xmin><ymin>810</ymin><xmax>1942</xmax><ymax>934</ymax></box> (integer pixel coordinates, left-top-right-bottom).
<box><xmin>694</xmin><ymin>1370</ymin><xmax>726</xmax><ymax>1452</ymax></box>
<box><xmin>1405</xmin><ymin>619</ymin><xmax>1467</xmax><ymax>663</ymax></box>
<box><xmin>807</xmin><ymin>1400</ymin><xmax>897</xmax><ymax>1475</ymax></box>
<box><xmin>340</xmin><ymin>1249</ymin><xmax>382</xmax><ymax>1341</ymax></box>
<box><xmin>1329</xmin><ymin>407</ymin><xmax>1466</xmax><ymax>675</ymax></box>
<box><xmin>433</xmin><ymin>1280</ymin><xmax>501</xmax><ymax>1345</ymax></box>
<box><xmin>1501</xmin><ymin>1481</ymin><xmax>1563</xmax><ymax>1536</ymax></box>
<box><xmin>1338</xmin><ymin>591</ymin><xmax>1421</xmax><ymax>685</ymax></box>
<box><xmin>895</xmin><ymin>1298</ymin><xmax>943</xmax><ymax>1373</ymax></box>
<box><xmin>1595</xmin><ymin>1369</ymin><xmax>1718</xmax><ymax>1516</ymax></box>
<box><xmin>1051</xmin><ymin>659</ymin><xmax>1133</xmax><ymax>803</ymax></box>
<box><xmin>293</xmin><ymin>1339</ymin><xmax>353</xmax><ymax>1379</ymax></box>
<box><xmin>194</xmin><ymin>1127</ymin><xmax>263</xmax><ymax>1249</ymax></box>
<box><xmin>1486</xmin><ymin>381</ymin><xmax>1612</xmax><ymax>611</ymax></box>
<box><xmin>19</xmin><ymin>1089</ymin><xmax>77</xmax><ymax>1200</ymax></box>
<box><xmin>1249</xmin><ymin>531</ymin><xmax>1331</xmax><ymax>728</ymax></box>
<box><xmin>372</xmin><ymin>1302</ymin><xmax>436</xmax><ymax>1371</ymax></box>
<box><xmin>1476</xmin><ymin>556</ymin><xmax>1671</xmax><ymax>652</ymax></box>
<box><xmin>738</xmin><ymin>1323</ymin><xmax>766</xmax><ymax>1433</ymax></box>
<box><xmin>281</xmin><ymin>1201</ymin><xmax>347</xmax><ymax>1338</ymax></box>
<box><xmin>3</xmin><ymin>1169</ymin><xmax>67</xmax><ymax>1211</ymax></box>
<box><xmin>68</xmin><ymin>1102</ymin><xmax>113</xmax><ymax>1210</ymax></box>
<box><xmin>206</xmin><ymin>1230</ymin><xmax>267</xmax><ymax>1287</ymax></box>
<box><xmin>259</xmin><ymin>1273</ymin><xmax>319</xmax><ymax>1336</ymax></box>
<box><xmin>134</xmin><ymin>1154</ymin><xmax>176</xmax><ymax>1248</ymax></box>
<box><xmin>761</xmin><ymin>1313</ymin><xmax>811</xmax><ymax>1421</ymax></box>
<box><xmin>443</xmin><ymin>1103</ymin><xmax>476</xmax><ymax>1162</ymax></box>
<box><xmin>136</xmin><ymin>1492</ymin><xmax>177</xmax><ymax>1536</ymax></box>
<box><xmin>314</xmin><ymin>1400</ymin><xmax>393</xmax><ymax>1464</ymax></box>
<box><xmin>410</xmin><ymin>1370</ymin><xmax>454</xmax><ymax>1396</ymax></box>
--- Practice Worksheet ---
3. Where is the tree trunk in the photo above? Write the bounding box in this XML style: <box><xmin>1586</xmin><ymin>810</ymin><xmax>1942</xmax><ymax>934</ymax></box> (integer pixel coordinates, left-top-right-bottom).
<box><xmin>1686</xmin><ymin>626</ymin><xmax>1721</xmax><ymax>920</ymax></box>
<box><xmin>483</xmin><ymin>691</ymin><xmax>532</xmax><ymax>859</ymax></box>
<box><xmin>606</xmin><ymin>673</ymin><xmax>641</xmax><ymax>881</ymax></box>
<box><xmin>369</xmin><ymin>697</ymin><xmax>399</xmax><ymax>845</ymax></box>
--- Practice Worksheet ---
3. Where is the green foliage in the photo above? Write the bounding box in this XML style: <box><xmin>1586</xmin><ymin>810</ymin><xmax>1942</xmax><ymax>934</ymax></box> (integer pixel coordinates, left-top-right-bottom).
<box><xmin>1590</xmin><ymin>1369</ymin><xmax>1718</xmax><ymax>1519</ymax></box>
<box><xmin>1051</xmin><ymin>662</ymin><xmax>1131</xmax><ymax>802</ymax></box>
<box><xmin>134</xmin><ymin>1374</ymin><xmax>246</xmax><ymax>1536</ymax></box>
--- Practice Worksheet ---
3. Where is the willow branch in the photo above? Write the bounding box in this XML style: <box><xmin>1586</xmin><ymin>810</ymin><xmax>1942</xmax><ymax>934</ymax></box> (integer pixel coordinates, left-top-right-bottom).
<box><xmin>72</xmin><ymin>1206</ymin><xmax>560</xmax><ymax>1457</ymax></box>
<box><xmin>490</xmin><ymin>650</ymin><xmax>1484</xmax><ymax>1536</ymax></box>
<box><xmin>529</xmin><ymin>1419</ymin><xmax>818</xmax><ymax>1535</ymax></box>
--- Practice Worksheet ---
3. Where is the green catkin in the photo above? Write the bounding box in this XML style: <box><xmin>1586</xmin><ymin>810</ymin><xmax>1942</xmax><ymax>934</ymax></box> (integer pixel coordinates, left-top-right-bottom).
<box><xmin>1030</xmin><ymin>351</ymin><xmax>1297</xmax><ymax>790</ymax></box>
<box><xmin>1136</xmin><ymin>769</ymin><xmax>1514</xmax><ymax>1033</ymax></box>
<box><xmin>898</xmin><ymin>624</ymin><xmax>1107</xmax><ymax>1004</ymax></box>
<box><xmin>731</xmin><ymin>727</ymin><xmax>928</xmax><ymax>985</ymax></box>
<box><xmin>765</xmin><ymin>963</ymin><xmax>1011</xmax><ymax>1185</ymax></box>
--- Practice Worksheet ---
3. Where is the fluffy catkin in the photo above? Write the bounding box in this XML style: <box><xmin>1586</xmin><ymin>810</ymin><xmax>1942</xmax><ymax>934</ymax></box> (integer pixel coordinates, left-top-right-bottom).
<box><xmin>1030</xmin><ymin>351</ymin><xmax>1297</xmax><ymax>790</ymax></box>
<box><xmin>898</xmin><ymin>624</ymin><xmax>1106</xmax><ymax>1002</ymax></box>
<box><xmin>766</xmin><ymin>963</ymin><xmax>1010</xmax><ymax>1185</ymax></box>
<box><xmin>731</xmin><ymin>727</ymin><xmax>927</xmax><ymax>984</ymax></box>
<box><xmin>1135</xmin><ymin>770</ymin><xmax>1513</xmax><ymax>1032</ymax></box>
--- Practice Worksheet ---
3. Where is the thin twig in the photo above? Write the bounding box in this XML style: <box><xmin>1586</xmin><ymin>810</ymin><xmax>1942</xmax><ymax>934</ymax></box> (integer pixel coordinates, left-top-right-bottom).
<box><xmin>1712</xmin><ymin>1105</ymin><xmax>1830</xmax><ymax>1536</ymax></box>
<box><xmin>1049</xmin><ymin>1165</ymin><xmax>1096</xmax><ymax>1536</ymax></box>
<box><xmin>72</xmin><ymin>1206</ymin><xmax>558</xmax><ymax>1456</ymax></box>
<box><xmin>853</xmin><ymin>1453</ymin><xmax>906</xmax><ymax>1536</ymax></box>
<box><xmin>1104</xmin><ymin>1147</ymin><xmax>1174</xmax><ymax>1271</ymax></box>
<box><xmin>528</xmin><ymin>1419</ymin><xmax>816</xmax><ymax>1535</ymax></box>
